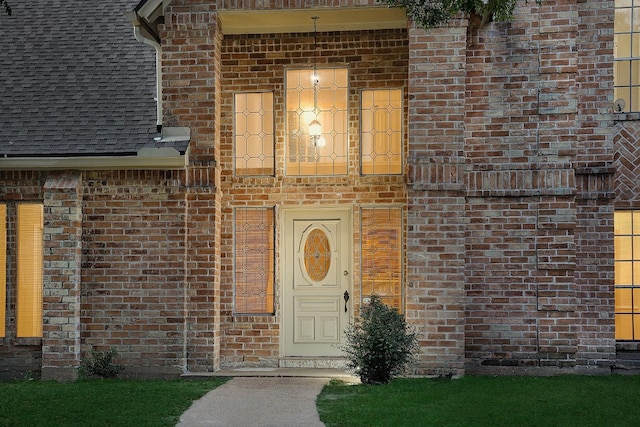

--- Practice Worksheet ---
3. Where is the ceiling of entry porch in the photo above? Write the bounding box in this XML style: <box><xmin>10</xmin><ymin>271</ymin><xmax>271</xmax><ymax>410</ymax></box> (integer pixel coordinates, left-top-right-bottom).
<box><xmin>217</xmin><ymin>7</ymin><xmax>408</xmax><ymax>35</ymax></box>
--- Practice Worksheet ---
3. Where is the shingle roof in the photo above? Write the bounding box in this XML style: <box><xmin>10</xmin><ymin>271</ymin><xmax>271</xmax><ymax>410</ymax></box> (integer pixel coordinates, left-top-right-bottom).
<box><xmin>0</xmin><ymin>0</ymin><xmax>186</xmax><ymax>157</ymax></box>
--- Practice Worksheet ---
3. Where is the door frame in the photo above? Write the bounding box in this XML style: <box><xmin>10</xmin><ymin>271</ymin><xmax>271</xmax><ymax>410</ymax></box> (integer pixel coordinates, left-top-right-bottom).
<box><xmin>279</xmin><ymin>205</ymin><xmax>353</xmax><ymax>358</ymax></box>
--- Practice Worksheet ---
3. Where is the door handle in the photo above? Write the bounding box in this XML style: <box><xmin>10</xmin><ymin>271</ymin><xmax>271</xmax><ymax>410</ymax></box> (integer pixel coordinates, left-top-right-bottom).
<box><xmin>343</xmin><ymin>290</ymin><xmax>350</xmax><ymax>313</ymax></box>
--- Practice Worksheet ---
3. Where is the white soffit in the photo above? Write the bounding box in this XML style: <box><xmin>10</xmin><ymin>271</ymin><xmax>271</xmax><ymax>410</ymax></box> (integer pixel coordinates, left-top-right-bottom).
<box><xmin>218</xmin><ymin>7</ymin><xmax>408</xmax><ymax>35</ymax></box>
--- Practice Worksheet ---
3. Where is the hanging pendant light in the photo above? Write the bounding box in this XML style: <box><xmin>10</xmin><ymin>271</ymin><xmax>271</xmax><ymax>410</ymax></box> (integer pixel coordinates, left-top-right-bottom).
<box><xmin>309</xmin><ymin>16</ymin><xmax>324</xmax><ymax>147</ymax></box>
<box><xmin>309</xmin><ymin>118</ymin><xmax>322</xmax><ymax>138</ymax></box>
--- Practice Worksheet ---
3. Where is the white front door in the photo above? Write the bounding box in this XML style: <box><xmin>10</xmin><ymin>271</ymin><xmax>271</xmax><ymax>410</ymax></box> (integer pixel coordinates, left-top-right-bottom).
<box><xmin>282</xmin><ymin>208</ymin><xmax>352</xmax><ymax>357</ymax></box>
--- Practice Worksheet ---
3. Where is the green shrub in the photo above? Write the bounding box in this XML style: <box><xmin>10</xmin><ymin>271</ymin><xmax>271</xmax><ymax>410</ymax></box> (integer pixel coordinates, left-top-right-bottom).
<box><xmin>380</xmin><ymin>0</ymin><xmax>543</xmax><ymax>30</ymax></box>
<box><xmin>79</xmin><ymin>348</ymin><xmax>124</xmax><ymax>379</ymax></box>
<box><xmin>342</xmin><ymin>295</ymin><xmax>418</xmax><ymax>384</ymax></box>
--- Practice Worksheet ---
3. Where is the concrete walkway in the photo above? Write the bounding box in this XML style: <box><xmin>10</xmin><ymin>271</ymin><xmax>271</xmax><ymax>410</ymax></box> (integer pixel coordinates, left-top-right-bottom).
<box><xmin>177</xmin><ymin>369</ymin><xmax>359</xmax><ymax>427</ymax></box>
<box><xmin>176</xmin><ymin>377</ymin><xmax>329</xmax><ymax>427</ymax></box>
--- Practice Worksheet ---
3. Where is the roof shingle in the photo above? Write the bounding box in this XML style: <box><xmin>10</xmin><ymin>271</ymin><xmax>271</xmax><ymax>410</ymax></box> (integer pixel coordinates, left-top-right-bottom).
<box><xmin>0</xmin><ymin>0</ymin><xmax>186</xmax><ymax>157</ymax></box>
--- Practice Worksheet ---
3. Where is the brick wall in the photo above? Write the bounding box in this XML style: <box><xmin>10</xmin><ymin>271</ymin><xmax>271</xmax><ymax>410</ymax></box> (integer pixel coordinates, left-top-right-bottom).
<box><xmin>460</xmin><ymin>0</ymin><xmax>615</xmax><ymax>373</ymax></box>
<box><xmin>0</xmin><ymin>172</ymin><xmax>46</xmax><ymax>379</ymax></box>
<box><xmin>162</xmin><ymin>3</ymin><xmax>224</xmax><ymax>371</ymax></box>
<box><xmin>2</xmin><ymin>166</ymin><xmax>224</xmax><ymax>378</ymax></box>
<box><xmin>0</xmin><ymin>0</ymin><xmax>619</xmax><ymax>378</ymax></box>
<box><xmin>81</xmin><ymin>170</ymin><xmax>188</xmax><ymax>377</ymax></box>
<box><xmin>573</xmin><ymin>0</ymin><xmax>616</xmax><ymax>368</ymax></box>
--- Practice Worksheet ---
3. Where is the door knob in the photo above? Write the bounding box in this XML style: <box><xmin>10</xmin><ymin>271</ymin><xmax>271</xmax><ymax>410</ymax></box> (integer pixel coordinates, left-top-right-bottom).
<box><xmin>343</xmin><ymin>290</ymin><xmax>350</xmax><ymax>313</ymax></box>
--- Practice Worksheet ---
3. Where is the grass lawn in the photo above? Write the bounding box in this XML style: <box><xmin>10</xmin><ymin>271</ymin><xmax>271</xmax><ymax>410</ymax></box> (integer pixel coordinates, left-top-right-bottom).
<box><xmin>0</xmin><ymin>378</ymin><xmax>227</xmax><ymax>427</ymax></box>
<box><xmin>317</xmin><ymin>375</ymin><xmax>640</xmax><ymax>427</ymax></box>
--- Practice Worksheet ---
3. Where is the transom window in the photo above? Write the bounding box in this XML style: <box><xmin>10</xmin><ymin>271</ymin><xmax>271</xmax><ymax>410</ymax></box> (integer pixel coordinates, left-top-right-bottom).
<box><xmin>285</xmin><ymin>68</ymin><xmax>348</xmax><ymax>176</ymax></box>
<box><xmin>615</xmin><ymin>210</ymin><xmax>640</xmax><ymax>340</ymax></box>
<box><xmin>614</xmin><ymin>0</ymin><xmax>640</xmax><ymax>112</ymax></box>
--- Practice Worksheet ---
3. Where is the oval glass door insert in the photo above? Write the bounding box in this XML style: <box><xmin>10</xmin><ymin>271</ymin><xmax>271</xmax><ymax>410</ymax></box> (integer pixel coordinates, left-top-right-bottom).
<box><xmin>304</xmin><ymin>228</ymin><xmax>331</xmax><ymax>282</ymax></box>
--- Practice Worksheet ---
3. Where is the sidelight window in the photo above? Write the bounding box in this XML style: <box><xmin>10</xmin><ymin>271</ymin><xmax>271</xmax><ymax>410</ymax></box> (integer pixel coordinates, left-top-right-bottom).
<box><xmin>234</xmin><ymin>207</ymin><xmax>275</xmax><ymax>314</ymax></box>
<box><xmin>361</xmin><ymin>206</ymin><xmax>403</xmax><ymax>311</ymax></box>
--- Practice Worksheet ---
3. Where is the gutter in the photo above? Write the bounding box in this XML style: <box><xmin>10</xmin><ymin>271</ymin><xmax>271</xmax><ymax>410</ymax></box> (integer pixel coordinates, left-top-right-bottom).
<box><xmin>0</xmin><ymin>147</ymin><xmax>187</xmax><ymax>170</ymax></box>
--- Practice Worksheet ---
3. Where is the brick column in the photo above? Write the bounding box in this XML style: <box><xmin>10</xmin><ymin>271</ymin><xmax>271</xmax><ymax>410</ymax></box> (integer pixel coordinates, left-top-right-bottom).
<box><xmin>163</xmin><ymin>3</ymin><xmax>222</xmax><ymax>372</ymax></box>
<box><xmin>41</xmin><ymin>172</ymin><xmax>82</xmax><ymax>381</ymax></box>
<box><xmin>573</xmin><ymin>0</ymin><xmax>616</xmax><ymax>370</ymax></box>
<box><xmin>406</xmin><ymin>21</ymin><xmax>468</xmax><ymax>376</ymax></box>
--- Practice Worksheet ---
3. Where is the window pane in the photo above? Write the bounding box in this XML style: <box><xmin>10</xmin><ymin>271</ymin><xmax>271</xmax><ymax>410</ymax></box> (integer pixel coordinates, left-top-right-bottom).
<box><xmin>635</xmin><ymin>314</ymin><xmax>640</xmax><ymax>340</ymax></box>
<box><xmin>235</xmin><ymin>92</ymin><xmax>275</xmax><ymax>176</ymax></box>
<box><xmin>361</xmin><ymin>89</ymin><xmax>403</xmax><ymax>175</ymax></box>
<box><xmin>614</xmin><ymin>87</ymin><xmax>631</xmax><ymax>110</ymax></box>
<box><xmin>615</xmin><ymin>3</ymin><xmax>640</xmax><ymax>112</ymax></box>
<box><xmin>617</xmin><ymin>1</ymin><xmax>633</xmax><ymax>9</ymax></box>
<box><xmin>16</xmin><ymin>203</ymin><xmax>43</xmax><ymax>338</ymax></box>
<box><xmin>361</xmin><ymin>207</ymin><xmax>403</xmax><ymax>310</ymax></box>
<box><xmin>615</xmin><ymin>8</ymin><xmax>631</xmax><ymax>34</ymax></box>
<box><xmin>616</xmin><ymin>261</ymin><xmax>633</xmax><ymax>285</ymax></box>
<box><xmin>633</xmin><ymin>33</ymin><xmax>640</xmax><ymax>56</ymax></box>
<box><xmin>615</xmin><ymin>210</ymin><xmax>640</xmax><ymax>341</ymax></box>
<box><xmin>631</xmin><ymin>85</ymin><xmax>640</xmax><ymax>112</ymax></box>
<box><xmin>285</xmin><ymin>68</ymin><xmax>348</xmax><ymax>176</ymax></box>
<box><xmin>616</xmin><ymin>211</ymin><xmax>633</xmax><ymax>234</ymax></box>
<box><xmin>616</xmin><ymin>34</ymin><xmax>631</xmax><ymax>58</ymax></box>
<box><xmin>616</xmin><ymin>287</ymin><xmax>633</xmax><ymax>312</ymax></box>
<box><xmin>633</xmin><ymin>60</ymin><xmax>640</xmax><ymax>86</ymax></box>
<box><xmin>0</xmin><ymin>205</ymin><xmax>5</xmax><ymax>338</ymax></box>
<box><xmin>634</xmin><ymin>288</ymin><xmax>640</xmax><ymax>312</ymax></box>
<box><xmin>234</xmin><ymin>208</ymin><xmax>275</xmax><ymax>314</ymax></box>
<box><xmin>615</xmin><ymin>236</ymin><xmax>633</xmax><ymax>260</ymax></box>
<box><xmin>616</xmin><ymin>314</ymin><xmax>633</xmax><ymax>340</ymax></box>
<box><xmin>615</xmin><ymin>60</ymin><xmax>631</xmax><ymax>86</ymax></box>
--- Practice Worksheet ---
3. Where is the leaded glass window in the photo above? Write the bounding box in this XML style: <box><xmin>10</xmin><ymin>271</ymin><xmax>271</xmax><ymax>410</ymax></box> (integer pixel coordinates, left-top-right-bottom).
<box><xmin>285</xmin><ymin>68</ymin><xmax>348</xmax><ymax>176</ymax></box>
<box><xmin>234</xmin><ymin>207</ymin><xmax>275</xmax><ymax>314</ymax></box>
<box><xmin>234</xmin><ymin>92</ymin><xmax>275</xmax><ymax>176</ymax></box>
<box><xmin>361</xmin><ymin>206</ymin><xmax>403</xmax><ymax>311</ymax></box>
<box><xmin>361</xmin><ymin>89</ymin><xmax>403</xmax><ymax>175</ymax></box>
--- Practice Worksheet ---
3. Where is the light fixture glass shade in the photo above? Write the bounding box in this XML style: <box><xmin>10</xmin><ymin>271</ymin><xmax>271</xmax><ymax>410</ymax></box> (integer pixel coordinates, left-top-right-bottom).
<box><xmin>308</xmin><ymin>118</ymin><xmax>322</xmax><ymax>137</ymax></box>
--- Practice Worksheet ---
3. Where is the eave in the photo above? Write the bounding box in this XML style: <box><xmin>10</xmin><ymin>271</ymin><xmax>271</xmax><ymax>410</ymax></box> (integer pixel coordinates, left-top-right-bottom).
<box><xmin>132</xmin><ymin>1</ymin><xmax>408</xmax><ymax>37</ymax></box>
<box><xmin>0</xmin><ymin>148</ymin><xmax>187</xmax><ymax>171</ymax></box>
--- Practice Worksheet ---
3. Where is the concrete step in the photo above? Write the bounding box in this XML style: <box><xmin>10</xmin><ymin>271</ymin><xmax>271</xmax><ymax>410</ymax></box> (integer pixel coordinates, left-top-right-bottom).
<box><xmin>279</xmin><ymin>357</ymin><xmax>348</xmax><ymax>369</ymax></box>
<box><xmin>181</xmin><ymin>366</ymin><xmax>359</xmax><ymax>382</ymax></box>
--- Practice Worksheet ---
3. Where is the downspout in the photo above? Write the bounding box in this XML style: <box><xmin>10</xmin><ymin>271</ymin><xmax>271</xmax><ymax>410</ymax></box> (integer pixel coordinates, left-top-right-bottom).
<box><xmin>126</xmin><ymin>12</ymin><xmax>163</xmax><ymax>131</ymax></box>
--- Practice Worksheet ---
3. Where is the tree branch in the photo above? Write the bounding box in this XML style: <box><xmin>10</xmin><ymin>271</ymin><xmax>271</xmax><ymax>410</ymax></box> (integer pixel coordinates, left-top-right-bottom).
<box><xmin>2</xmin><ymin>0</ymin><xmax>11</xmax><ymax>16</ymax></box>
<box><xmin>379</xmin><ymin>0</ymin><xmax>541</xmax><ymax>30</ymax></box>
